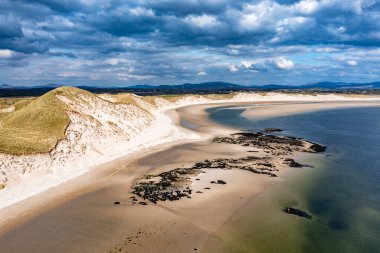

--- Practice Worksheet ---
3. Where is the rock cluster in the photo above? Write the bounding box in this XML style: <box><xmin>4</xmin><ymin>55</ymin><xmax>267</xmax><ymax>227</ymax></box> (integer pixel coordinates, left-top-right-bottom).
<box><xmin>211</xmin><ymin>180</ymin><xmax>227</xmax><ymax>184</ymax></box>
<box><xmin>131</xmin><ymin>168</ymin><xmax>199</xmax><ymax>204</ymax></box>
<box><xmin>240</xmin><ymin>165</ymin><xmax>278</xmax><ymax>177</ymax></box>
<box><xmin>214</xmin><ymin>131</ymin><xmax>326</xmax><ymax>155</ymax></box>
<box><xmin>130</xmin><ymin>130</ymin><xmax>326</xmax><ymax>205</ymax></box>
<box><xmin>263</xmin><ymin>128</ymin><xmax>283</xmax><ymax>133</ymax></box>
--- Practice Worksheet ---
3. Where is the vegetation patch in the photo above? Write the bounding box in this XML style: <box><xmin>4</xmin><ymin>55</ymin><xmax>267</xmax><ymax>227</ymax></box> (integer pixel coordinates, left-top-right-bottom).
<box><xmin>205</xmin><ymin>93</ymin><xmax>236</xmax><ymax>100</ymax></box>
<box><xmin>112</xmin><ymin>93</ymin><xmax>140</xmax><ymax>107</ymax></box>
<box><xmin>139</xmin><ymin>96</ymin><xmax>157</xmax><ymax>106</ymax></box>
<box><xmin>0</xmin><ymin>87</ymin><xmax>75</xmax><ymax>155</ymax></box>
<box><xmin>158</xmin><ymin>94</ymin><xmax>190</xmax><ymax>102</ymax></box>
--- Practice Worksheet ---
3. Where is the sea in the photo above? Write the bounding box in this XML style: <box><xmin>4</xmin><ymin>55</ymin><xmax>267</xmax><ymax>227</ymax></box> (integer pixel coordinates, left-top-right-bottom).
<box><xmin>203</xmin><ymin>105</ymin><xmax>380</xmax><ymax>253</ymax></box>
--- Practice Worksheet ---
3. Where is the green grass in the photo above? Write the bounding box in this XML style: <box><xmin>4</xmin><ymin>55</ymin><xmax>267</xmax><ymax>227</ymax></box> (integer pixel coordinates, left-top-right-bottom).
<box><xmin>112</xmin><ymin>93</ymin><xmax>141</xmax><ymax>107</ymax></box>
<box><xmin>0</xmin><ymin>97</ymin><xmax>35</xmax><ymax>111</ymax></box>
<box><xmin>139</xmin><ymin>96</ymin><xmax>157</xmax><ymax>106</ymax></box>
<box><xmin>205</xmin><ymin>93</ymin><xmax>237</xmax><ymax>100</ymax></box>
<box><xmin>0</xmin><ymin>87</ymin><xmax>76</xmax><ymax>155</ymax></box>
<box><xmin>110</xmin><ymin>93</ymin><xmax>152</xmax><ymax>113</ymax></box>
<box><xmin>159</xmin><ymin>94</ymin><xmax>193</xmax><ymax>102</ymax></box>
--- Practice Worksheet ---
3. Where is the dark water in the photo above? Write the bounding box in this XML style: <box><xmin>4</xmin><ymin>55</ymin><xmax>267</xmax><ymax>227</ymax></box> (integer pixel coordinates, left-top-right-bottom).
<box><xmin>204</xmin><ymin>105</ymin><xmax>380</xmax><ymax>253</ymax></box>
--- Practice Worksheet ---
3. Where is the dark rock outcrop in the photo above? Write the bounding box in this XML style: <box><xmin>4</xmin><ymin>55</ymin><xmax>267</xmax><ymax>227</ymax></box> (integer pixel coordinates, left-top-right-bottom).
<box><xmin>283</xmin><ymin>158</ymin><xmax>303</xmax><ymax>168</ymax></box>
<box><xmin>283</xmin><ymin>207</ymin><xmax>312</xmax><ymax>219</ymax></box>
<box><xmin>263</xmin><ymin>128</ymin><xmax>283</xmax><ymax>133</ymax></box>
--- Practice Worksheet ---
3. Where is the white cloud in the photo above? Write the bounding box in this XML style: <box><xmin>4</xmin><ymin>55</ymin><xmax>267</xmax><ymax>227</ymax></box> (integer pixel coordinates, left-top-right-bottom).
<box><xmin>105</xmin><ymin>59</ymin><xmax>120</xmax><ymax>66</ymax></box>
<box><xmin>275</xmin><ymin>57</ymin><xmax>295</xmax><ymax>70</ymax></box>
<box><xmin>237</xmin><ymin>1</ymin><xmax>280</xmax><ymax>33</ymax></box>
<box><xmin>347</xmin><ymin>60</ymin><xmax>358</xmax><ymax>66</ymax></box>
<box><xmin>0</xmin><ymin>49</ymin><xmax>14</xmax><ymax>59</ymax></box>
<box><xmin>230</xmin><ymin>57</ymin><xmax>294</xmax><ymax>72</ymax></box>
<box><xmin>184</xmin><ymin>14</ymin><xmax>221</xmax><ymax>29</ymax></box>
<box><xmin>197</xmin><ymin>71</ymin><xmax>207</xmax><ymax>76</ymax></box>
<box><xmin>130</xmin><ymin>7</ymin><xmax>155</xmax><ymax>17</ymax></box>
<box><xmin>337</xmin><ymin>26</ymin><xmax>346</xmax><ymax>33</ymax></box>
<box><xmin>229</xmin><ymin>64</ymin><xmax>239</xmax><ymax>72</ymax></box>
<box><xmin>116</xmin><ymin>73</ymin><xmax>155</xmax><ymax>80</ymax></box>
<box><xmin>294</xmin><ymin>0</ymin><xmax>320</xmax><ymax>14</ymax></box>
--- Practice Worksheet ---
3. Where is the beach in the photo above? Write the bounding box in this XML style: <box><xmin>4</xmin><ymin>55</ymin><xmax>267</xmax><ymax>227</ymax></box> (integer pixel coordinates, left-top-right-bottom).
<box><xmin>0</xmin><ymin>100</ymin><xmax>379</xmax><ymax>253</ymax></box>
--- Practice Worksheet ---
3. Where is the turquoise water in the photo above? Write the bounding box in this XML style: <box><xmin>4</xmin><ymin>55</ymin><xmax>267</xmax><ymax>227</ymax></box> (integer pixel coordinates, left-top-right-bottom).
<box><xmin>204</xmin><ymin>106</ymin><xmax>380</xmax><ymax>253</ymax></box>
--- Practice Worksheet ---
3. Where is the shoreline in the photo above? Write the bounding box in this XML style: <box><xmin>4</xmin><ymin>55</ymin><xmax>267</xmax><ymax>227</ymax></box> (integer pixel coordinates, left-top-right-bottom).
<box><xmin>0</xmin><ymin>100</ymin><xmax>379</xmax><ymax>252</ymax></box>
<box><xmin>1</xmin><ymin>93</ymin><xmax>380</xmax><ymax>211</ymax></box>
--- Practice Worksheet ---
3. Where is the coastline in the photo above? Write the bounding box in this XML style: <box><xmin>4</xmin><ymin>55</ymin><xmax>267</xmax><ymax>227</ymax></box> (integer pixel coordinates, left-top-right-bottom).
<box><xmin>3</xmin><ymin>92</ymin><xmax>379</xmax><ymax>211</ymax></box>
<box><xmin>0</xmin><ymin>99</ymin><xmax>380</xmax><ymax>253</ymax></box>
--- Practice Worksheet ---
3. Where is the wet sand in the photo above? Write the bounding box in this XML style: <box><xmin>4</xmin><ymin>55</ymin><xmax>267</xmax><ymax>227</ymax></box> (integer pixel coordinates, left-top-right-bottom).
<box><xmin>0</xmin><ymin>100</ymin><xmax>379</xmax><ymax>253</ymax></box>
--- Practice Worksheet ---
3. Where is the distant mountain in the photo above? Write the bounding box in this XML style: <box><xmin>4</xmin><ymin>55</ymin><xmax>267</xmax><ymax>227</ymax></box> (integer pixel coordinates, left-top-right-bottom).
<box><xmin>129</xmin><ymin>82</ymin><xmax>245</xmax><ymax>91</ymax></box>
<box><xmin>2</xmin><ymin>81</ymin><xmax>380</xmax><ymax>91</ymax></box>
<box><xmin>1</xmin><ymin>81</ymin><xmax>380</xmax><ymax>98</ymax></box>
<box><xmin>0</xmin><ymin>83</ymin><xmax>63</xmax><ymax>89</ymax></box>
<box><xmin>250</xmin><ymin>82</ymin><xmax>380</xmax><ymax>90</ymax></box>
<box><xmin>0</xmin><ymin>84</ymin><xmax>14</xmax><ymax>89</ymax></box>
<box><xmin>253</xmin><ymin>84</ymin><xmax>291</xmax><ymax>89</ymax></box>
<box><xmin>37</xmin><ymin>83</ymin><xmax>63</xmax><ymax>89</ymax></box>
<box><xmin>306</xmin><ymin>81</ymin><xmax>380</xmax><ymax>89</ymax></box>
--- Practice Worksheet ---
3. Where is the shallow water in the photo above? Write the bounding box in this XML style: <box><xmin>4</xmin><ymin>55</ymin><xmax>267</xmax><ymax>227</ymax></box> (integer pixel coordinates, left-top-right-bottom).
<box><xmin>203</xmin><ymin>105</ymin><xmax>380</xmax><ymax>253</ymax></box>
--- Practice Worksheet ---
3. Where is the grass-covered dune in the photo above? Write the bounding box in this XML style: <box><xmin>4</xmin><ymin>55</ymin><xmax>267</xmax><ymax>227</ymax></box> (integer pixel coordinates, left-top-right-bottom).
<box><xmin>0</xmin><ymin>86</ymin><xmax>121</xmax><ymax>155</ymax></box>
<box><xmin>0</xmin><ymin>88</ymin><xmax>72</xmax><ymax>155</ymax></box>
<box><xmin>0</xmin><ymin>86</ymin><xmax>186</xmax><ymax>155</ymax></box>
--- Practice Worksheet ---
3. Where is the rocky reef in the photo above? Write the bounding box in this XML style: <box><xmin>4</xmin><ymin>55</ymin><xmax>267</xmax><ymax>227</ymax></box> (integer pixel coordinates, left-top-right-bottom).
<box><xmin>130</xmin><ymin>130</ymin><xmax>326</xmax><ymax>205</ymax></box>
<box><xmin>214</xmin><ymin>131</ymin><xmax>326</xmax><ymax>155</ymax></box>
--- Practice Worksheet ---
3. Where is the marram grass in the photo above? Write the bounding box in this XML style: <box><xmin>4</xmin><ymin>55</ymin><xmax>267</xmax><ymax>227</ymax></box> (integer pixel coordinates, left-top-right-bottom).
<box><xmin>0</xmin><ymin>87</ymin><xmax>75</xmax><ymax>155</ymax></box>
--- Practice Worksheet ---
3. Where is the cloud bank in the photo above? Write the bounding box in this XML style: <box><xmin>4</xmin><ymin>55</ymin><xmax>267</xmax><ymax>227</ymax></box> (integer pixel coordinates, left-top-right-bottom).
<box><xmin>0</xmin><ymin>0</ymin><xmax>379</xmax><ymax>86</ymax></box>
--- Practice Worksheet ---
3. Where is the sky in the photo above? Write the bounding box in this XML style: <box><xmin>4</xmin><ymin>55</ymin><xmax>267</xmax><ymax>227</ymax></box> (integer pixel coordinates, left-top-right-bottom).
<box><xmin>0</xmin><ymin>0</ymin><xmax>380</xmax><ymax>87</ymax></box>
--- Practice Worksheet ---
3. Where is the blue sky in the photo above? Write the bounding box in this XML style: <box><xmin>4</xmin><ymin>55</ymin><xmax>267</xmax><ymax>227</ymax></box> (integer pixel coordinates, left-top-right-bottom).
<box><xmin>0</xmin><ymin>0</ymin><xmax>380</xmax><ymax>86</ymax></box>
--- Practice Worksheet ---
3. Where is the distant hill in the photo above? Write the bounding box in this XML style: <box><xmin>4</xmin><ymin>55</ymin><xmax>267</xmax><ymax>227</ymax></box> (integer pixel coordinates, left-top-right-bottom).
<box><xmin>0</xmin><ymin>84</ymin><xmax>14</xmax><ymax>89</ymax></box>
<box><xmin>253</xmin><ymin>82</ymin><xmax>380</xmax><ymax>90</ymax></box>
<box><xmin>1</xmin><ymin>81</ymin><xmax>380</xmax><ymax>97</ymax></box>
<box><xmin>147</xmin><ymin>81</ymin><xmax>380</xmax><ymax>90</ymax></box>
<box><xmin>0</xmin><ymin>83</ymin><xmax>63</xmax><ymax>89</ymax></box>
<box><xmin>129</xmin><ymin>82</ymin><xmax>245</xmax><ymax>91</ymax></box>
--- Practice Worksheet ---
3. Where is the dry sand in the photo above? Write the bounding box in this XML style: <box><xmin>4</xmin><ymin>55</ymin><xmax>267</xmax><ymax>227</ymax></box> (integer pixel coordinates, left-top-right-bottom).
<box><xmin>0</xmin><ymin>100</ymin><xmax>379</xmax><ymax>253</ymax></box>
<box><xmin>242</xmin><ymin>100</ymin><xmax>380</xmax><ymax>120</ymax></box>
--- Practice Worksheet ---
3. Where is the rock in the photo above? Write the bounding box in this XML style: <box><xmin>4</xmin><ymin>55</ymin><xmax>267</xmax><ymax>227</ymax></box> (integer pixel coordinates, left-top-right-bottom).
<box><xmin>309</xmin><ymin>143</ymin><xmax>327</xmax><ymax>153</ymax></box>
<box><xmin>283</xmin><ymin>207</ymin><xmax>312</xmax><ymax>219</ymax></box>
<box><xmin>210</xmin><ymin>181</ymin><xmax>216</xmax><ymax>184</ymax></box>
<box><xmin>114</xmin><ymin>201</ymin><xmax>120</xmax><ymax>205</ymax></box>
<box><xmin>139</xmin><ymin>202</ymin><xmax>147</xmax><ymax>205</ymax></box>
<box><xmin>216</xmin><ymin>180</ymin><xmax>227</xmax><ymax>184</ymax></box>
<box><xmin>204</xmin><ymin>187</ymin><xmax>211</xmax><ymax>190</ymax></box>
<box><xmin>263</xmin><ymin>128</ymin><xmax>283</xmax><ymax>133</ymax></box>
<box><xmin>131</xmin><ymin>167</ymin><xmax>200</xmax><ymax>204</ymax></box>
<box><xmin>240</xmin><ymin>166</ymin><xmax>278</xmax><ymax>177</ymax></box>
<box><xmin>214</xmin><ymin>131</ymin><xmax>326</xmax><ymax>156</ymax></box>
<box><xmin>283</xmin><ymin>158</ymin><xmax>303</xmax><ymax>168</ymax></box>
